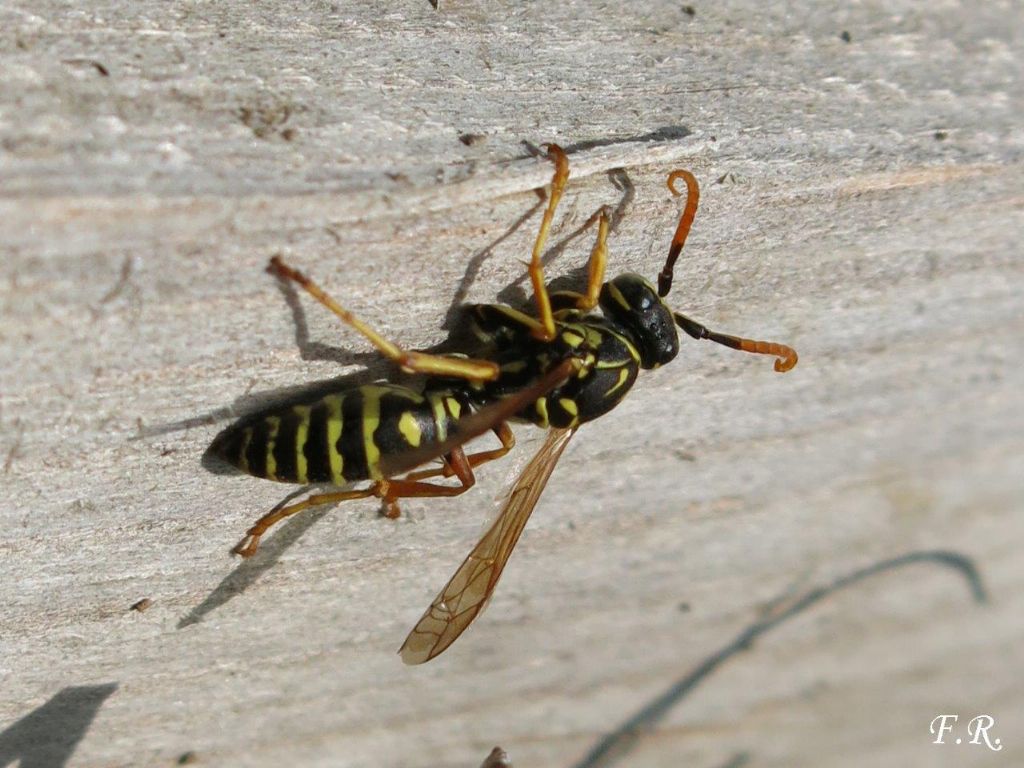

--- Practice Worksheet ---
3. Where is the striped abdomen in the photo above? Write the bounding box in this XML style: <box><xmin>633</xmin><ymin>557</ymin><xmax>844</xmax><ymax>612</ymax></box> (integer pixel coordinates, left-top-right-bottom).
<box><xmin>209</xmin><ymin>384</ymin><xmax>469</xmax><ymax>485</ymax></box>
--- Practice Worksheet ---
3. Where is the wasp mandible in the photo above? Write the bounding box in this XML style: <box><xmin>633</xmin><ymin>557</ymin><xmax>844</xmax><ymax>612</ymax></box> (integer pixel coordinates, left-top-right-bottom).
<box><xmin>208</xmin><ymin>145</ymin><xmax>798</xmax><ymax>664</ymax></box>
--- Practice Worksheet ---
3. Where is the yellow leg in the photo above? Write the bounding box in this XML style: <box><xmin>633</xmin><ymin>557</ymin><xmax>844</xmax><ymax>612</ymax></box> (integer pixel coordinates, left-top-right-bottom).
<box><xmin>576</xmin><ymin>207</ymin><xmax>610</xmax><ymax>311</ymax></box>
<box><xmin>547</xmin><ymin>206</ymin><xmax>610</xmax><ymax>313</ymax></box>
<box><xmin>268</xmin><ymin>256</ymin><xmax>499</xmax><ymax>382</ymax></box>
<box><xmin>527</xmin><ymin>144</ymin><xmax>570</xmax><ymax>341</ymax></box>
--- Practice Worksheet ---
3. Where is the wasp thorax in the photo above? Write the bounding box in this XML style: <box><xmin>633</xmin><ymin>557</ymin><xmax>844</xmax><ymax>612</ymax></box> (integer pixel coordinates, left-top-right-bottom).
<box><xmin>599</xmin><ymin>274</ymin><xmax>679</xmax><ymax>368</ymax></box>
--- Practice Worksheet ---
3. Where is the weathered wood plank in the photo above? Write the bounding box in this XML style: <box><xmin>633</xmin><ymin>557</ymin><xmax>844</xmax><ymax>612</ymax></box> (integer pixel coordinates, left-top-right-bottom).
<box><xmin>1</xmin><ymin>2</ymin><xmax>1021</xmax><ymax>766</ymax></box>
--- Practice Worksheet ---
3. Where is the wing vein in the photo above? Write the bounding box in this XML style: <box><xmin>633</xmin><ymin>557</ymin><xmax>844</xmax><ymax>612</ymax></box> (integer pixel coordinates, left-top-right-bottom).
<box><xmin>399</xmin><ymin>427</ymin><xmax>576</xmax><ymax>664</ymax></box>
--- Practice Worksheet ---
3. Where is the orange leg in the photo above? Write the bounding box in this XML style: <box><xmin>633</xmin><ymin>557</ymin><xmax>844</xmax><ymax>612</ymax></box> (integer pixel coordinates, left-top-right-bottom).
<box><xmin>404</xmin><ymin>423</ymin><xmax>515</xmax><ymax>482</ymax></box>
<box><xmin>233</xmin><ymin>445</ymin><xmax>489</xmax><ymax>558</ymax></box>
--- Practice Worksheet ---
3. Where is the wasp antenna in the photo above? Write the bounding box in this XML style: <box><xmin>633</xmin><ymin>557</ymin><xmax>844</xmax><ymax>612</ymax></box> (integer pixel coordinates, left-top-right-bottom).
<box><xmin>540</xmin><ymin>142</ymin><xmax>567</xmax><ymax>165</ymax></box>
<box><xmin>674</xmin><ymin>312</ymin><xmax>798</xmax><ymax>372</ymax></box>
<box><xmin>657</xmin><ymin>169</ymin><xmax>700</xmax><ymax>298</ymax></box>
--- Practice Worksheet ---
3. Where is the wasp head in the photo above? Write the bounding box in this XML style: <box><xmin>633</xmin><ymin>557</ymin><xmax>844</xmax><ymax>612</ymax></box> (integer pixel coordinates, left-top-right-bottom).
<box><xmin>599</xmin><ymin>274</ymin><xmax>679</xmax><ymax>368</ymax></box>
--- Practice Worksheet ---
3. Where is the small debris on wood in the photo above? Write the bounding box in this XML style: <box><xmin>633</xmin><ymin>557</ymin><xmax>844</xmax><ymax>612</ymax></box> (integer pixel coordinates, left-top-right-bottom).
<box><xmin>682</xmin><ymin>5</ymin><xmax>696</xmax><ymax>17</ymax></box>
<box><xmin>239</xmin><ymin>98</ymin><xmax>293</xmax><ymax>140</ymax></box>
<box><xmin>480</xmin><ymin>746</ymin><xmax>511</xmax><ymax>768</ymax></box>
<box><xmin>62</xmin><ymin>58</ymin><xmax>110</xmax><ymax>76</ymax></box>
<box><xmin>840</xmin><ymin>30</ymin><xmax>852</xmax><ymax>43</ymax></box>
<box><xmin>4</xmin><ymin>423</ymin><xmax>23</xmax><ymax>474</ymax></box>
<box><xmin>177</xmin><ymin>751</ymin><xmax>198</xmax><ymax>765</ymax></box>
<box><xmin>99</xmin><ymin>255</ymin><xmax>137</xmax><ymax>305</ymax></box>
<box><xmin>459</xmin><ymin>132</ymin><xmax>487</xmax><ymax>147</ymax></box>
<box><xmin>131</xmin><ymin>598</ymin><xmax>154</xmax><ymax>613</ymax></box>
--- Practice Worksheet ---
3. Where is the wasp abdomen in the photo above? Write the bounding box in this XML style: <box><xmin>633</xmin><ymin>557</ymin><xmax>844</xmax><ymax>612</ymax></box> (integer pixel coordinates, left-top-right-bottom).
<box><xmin>210</xmin><ymin>384</ymin><xmax>467</xmax><ymax>485</ymax></box>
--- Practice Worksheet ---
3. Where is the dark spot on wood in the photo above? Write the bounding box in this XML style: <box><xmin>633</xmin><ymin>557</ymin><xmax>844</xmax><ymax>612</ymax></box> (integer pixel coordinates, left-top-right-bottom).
<box><xmin>131</xmin><ymin>598</ymin><xmax>153</xmax><ymax>613</ymax></box>
<box><xmin>840</xmin><ymin>30</ymin><xmax>852</xmax><ymax>43</ymax></box>
<box><xmin>62</xmin><ymin>58</ymin><xmax>110</xmax><ymax>77</ymax></box>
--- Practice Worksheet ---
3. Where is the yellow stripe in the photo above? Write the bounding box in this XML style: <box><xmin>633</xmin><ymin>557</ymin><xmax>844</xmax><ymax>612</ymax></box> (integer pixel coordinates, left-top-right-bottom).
<box><xmin>560</xmin><ymin>330</ymin><xmax>584</xmax><ymax>347</ymax></box>
<box><xmin>604</xmin><ymin>366</ymin><xmax>631</xmax><ymax>397</ymax></box>
<box><xmin>398</xmin><ymin>410</ymin><xmax>422</xmax><ymax>448</ymax></box>
<box><xmin>558</xmin><ymin>398</ymin><xmax>578</xmax><ymax>416</ymax></box>
<box><xmin>607</xmin><ymin>282</ymin><xmax>631</xmax><ymax>311</ymax></box>
<box><xmin>263</xmin><ymin>417</ymin><xmax>281</xmax><ymax>481</ymax></box>
<box><xmin>430</xmin><ymin>395</ymin><xmax>448</xmax><ymax>443</ymax></box>
<box><xmin>326</xmin><ymin>395</ymin><xmax>344</xmax><ymax>484</ymax></box>
<box><xmin>363</xmin><ymin>389</ymin><xmax>382</xmax><ymax>480</ymax></box>
<box><xmin>293</xmin><ymin>405</ymin><xmax>311</xmax><ymax>483</ymax></box>
<box><xmin>445</xmin><ymin>396</ymin><xmax>462</xmax><ymax>421</ymax></box>
<box><xmin>535</xmin><ymin>396</ymin><xmax>549</xmax><ymax>428</ymax></box>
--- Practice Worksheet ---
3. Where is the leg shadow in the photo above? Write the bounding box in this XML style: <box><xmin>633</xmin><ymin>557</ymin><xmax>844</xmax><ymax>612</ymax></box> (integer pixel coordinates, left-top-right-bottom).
<box><xmin>0</xmin><ymin>683</ymin><xmax>118</xmax><ymax>768</ymax></box>
<box><xmin>178</xmin><ymin>495</ymin><xmax>334</xmax><ymax>629</ymax></box>
<box><xmin>571</xmin><ymin>550</ymin><xmax>987</xmax><ymax>768</ymax></box>
<box><xmin>518</xmin><ymin>126</ymin><xmax>692</xmax><ymax>160</ymax></box>
<box><xmin>441</xmin><ymin>195</ymin><xmax>547</xmax><ymax>332</ymax></box>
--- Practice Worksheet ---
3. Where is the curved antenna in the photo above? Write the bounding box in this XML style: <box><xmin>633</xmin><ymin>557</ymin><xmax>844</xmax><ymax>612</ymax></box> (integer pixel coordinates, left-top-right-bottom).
<box><xmin>675</xmin><ymin>312</ymin><xmax>798</xmax><ymax>372</ymax></box>
<box><xmin>657</xmin><ymin>169</ymin><xmax>700</xmax><ymax>298</ymax></box>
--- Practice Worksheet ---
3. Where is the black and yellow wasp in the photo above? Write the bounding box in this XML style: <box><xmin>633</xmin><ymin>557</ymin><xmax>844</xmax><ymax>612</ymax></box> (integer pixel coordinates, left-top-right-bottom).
<box><xmin>208</xmin><ymin>145</ymin><xmax>798</xmax><ymax>664</ymax></box>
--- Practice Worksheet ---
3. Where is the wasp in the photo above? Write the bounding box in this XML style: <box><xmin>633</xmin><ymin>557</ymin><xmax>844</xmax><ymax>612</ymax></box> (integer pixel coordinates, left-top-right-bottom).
<box><xmin>207</xmin><ymin>145</ymin><xmax>798</xmax><ymax>664</ymax></box>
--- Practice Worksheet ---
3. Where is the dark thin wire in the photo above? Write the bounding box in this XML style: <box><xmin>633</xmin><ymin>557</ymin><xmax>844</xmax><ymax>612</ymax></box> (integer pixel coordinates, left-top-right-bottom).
<box><xmin>572</xmin><ymin>550</ymin><xmax>986</xmax><ymax>768</ymax></box>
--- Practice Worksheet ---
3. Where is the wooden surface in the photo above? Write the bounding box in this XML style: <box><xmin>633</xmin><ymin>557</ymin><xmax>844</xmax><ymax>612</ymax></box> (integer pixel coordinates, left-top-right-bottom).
<box><xmin>1</xmin><ymin>2</ymin><xmax>1022</xmax><ymax>766</ymax></box>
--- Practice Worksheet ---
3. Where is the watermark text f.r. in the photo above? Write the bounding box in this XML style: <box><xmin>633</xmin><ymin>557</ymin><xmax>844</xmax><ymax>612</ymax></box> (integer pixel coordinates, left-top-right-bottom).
<box><xmin>931</xmin><ymin>715</ymin><xmax>1002</xmax><ymax>751</ymax></box>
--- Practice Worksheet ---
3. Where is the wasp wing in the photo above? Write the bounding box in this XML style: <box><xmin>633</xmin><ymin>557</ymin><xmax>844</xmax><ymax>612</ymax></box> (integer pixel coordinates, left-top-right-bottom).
<box><xmin>399</xmin><ymin>426</ymin><xmax>577</xmax><ymax>664</ymax></box>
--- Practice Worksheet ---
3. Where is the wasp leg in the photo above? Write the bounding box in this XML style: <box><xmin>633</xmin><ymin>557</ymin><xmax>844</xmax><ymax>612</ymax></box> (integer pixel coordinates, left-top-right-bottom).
<box><xmin>377</xmin><ymin>445</ymin><xmax>478</xmax><ymax>519</ymax></box>
<box><xmin>551</xmin><ymin>206</ymin><xmax>610</xmax><ymax>312</ymax></box>
<box><xmin>526</xmin><ymin>143</ymin><xmax>570</xmax><ymax>341</ymax></box>
<box><xmin>403</xmin><ymin>423</ymin><xmax>515</xmax><ymax>482</ymax></box>
<box><xmin>233</xmin><ymin>486</ymin><xmax>378</xmax><ymax>558</ymax></box>
<box><xmin>233</xmin><ymin>446</ymin><xmax>485</xmax><ymax>557</ymax></box>
<box><xmin>580</xmin><ymin>206</ymin><xmax>610</xmax><ymax>310</ymax></box>
<box><xmin>674</xmin><ymin>312</ymin><xmax>798</xmax><ymax>372</ymax></box>
<box><xmin>268</xmin><ymin>256</ymin><xmax>499</xmax><ymax>382</ymax></box>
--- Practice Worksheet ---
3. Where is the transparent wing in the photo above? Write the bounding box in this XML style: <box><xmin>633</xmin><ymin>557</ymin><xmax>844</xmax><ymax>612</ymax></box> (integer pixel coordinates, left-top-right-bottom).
<box><xmin>399</xmin><ymin>426</ymin><xmax>577</xmax><ymax>664</ymax></box>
